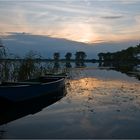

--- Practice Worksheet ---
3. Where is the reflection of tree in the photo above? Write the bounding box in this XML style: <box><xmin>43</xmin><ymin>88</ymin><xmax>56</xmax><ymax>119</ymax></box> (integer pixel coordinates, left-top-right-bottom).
<box><xmin>52</xmin><ymin>52</ymin><xmax>60</xmax><ymax>73</ymax></box>
<box><xmin>99</xmin><ymin>61</ymin><xmax>140</xmax><ymax>81</ymax></box>
<box><xmin>53</xmin><ymin>61</ymin><xmax>60</xmax><ymax>69</ymax></box>
<box><xmin>65</xmin><ymin>52</ymin><xmax>72</xmax><ymax>68</ymax></box>
<box><xmin>65</xmin><ymin>62</ymin><xmax>72</xmax><ymax>68</ymax></box>
<box><xmin>75</xmin><ymin>61</ymin><xmax>86</xmax><ymax>68</ymax></box>
<box><xmin>75</xmin><ymin>51</ymin><xmax>87</xmax><ymax>68</ymax></box>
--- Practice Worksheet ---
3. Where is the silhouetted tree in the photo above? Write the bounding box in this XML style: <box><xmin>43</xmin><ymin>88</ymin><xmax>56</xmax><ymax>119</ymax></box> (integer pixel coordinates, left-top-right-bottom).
<box><xmin>75</xmin><ymin>51</ymin><xmax>87</xmax><ymax>61</ymax></box>
<box><xmin>65</xmin><ymin>52</ymin><xmax>72</xmax><ymax>61</ymax></box>
<box><xmin>53</xmin><ymin>52</ymin><xmax>60</xmax><ymax>61</ymax></box>
<box><xmin>98</xmin><ymin>44</ymin><xmax>140</xmax><ymax>62</ymax></box>
<box><xmin>98</xmin><ymin>53</ymin><xmax>104</xmax><ymax>61</ymax></box>
<box><xmin>0</xmin><ymin>39</ymin><xmax>6</xmax><ymax>59</ymax></box>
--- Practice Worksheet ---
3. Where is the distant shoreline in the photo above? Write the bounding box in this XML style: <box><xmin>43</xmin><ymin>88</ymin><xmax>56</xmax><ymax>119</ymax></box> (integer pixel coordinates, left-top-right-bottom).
<box><xmin>0</xmin><ymin>58</ymin><xmax>98</xmax><ymax>63</ymax></box>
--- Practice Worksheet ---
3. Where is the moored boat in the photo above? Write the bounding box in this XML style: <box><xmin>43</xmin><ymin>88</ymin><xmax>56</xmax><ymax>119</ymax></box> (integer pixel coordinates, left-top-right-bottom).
<box><xmin>0</xmin><ymin>87</ymin><xmax>66</xmax><ymax>126</ymax></box>
<box><xmin>0</xmin><ymin>76</ymin><xmax>65</xmax><ymax>102</ymax></box>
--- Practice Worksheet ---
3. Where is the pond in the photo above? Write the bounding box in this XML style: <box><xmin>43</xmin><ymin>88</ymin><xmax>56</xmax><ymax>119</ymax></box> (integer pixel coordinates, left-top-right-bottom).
<box><xmin>0</xmin><ymin>63</ymin><xmax>140</xmax><ymax>139</ymax></box>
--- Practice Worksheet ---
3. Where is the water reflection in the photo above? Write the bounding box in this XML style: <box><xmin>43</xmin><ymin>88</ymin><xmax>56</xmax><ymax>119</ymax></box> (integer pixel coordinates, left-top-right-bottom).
<box><xmin>75</xmin><ymin>61</ymin><xmax>86</xmax><ymax>68</ymax></box>
<box><xmin>53</xmin><ymin>61</ymin><xmax>60</xmax><ymax>71</ymax></box>
<box><xmin>0</xmin><ymin>88</ymin><xmax>66</xmax><ymax>126</ymax></box>
<box><xmin>98</xmin><ymin>62</ymin><xmax>140</xmax><ymax>80</ymax></box>
<box><xmin>64</xmin><ymin>70</ymin><xmax>140</xmax><ymax>138</ymax></box>
<box><xmin>65</xmin><ymin>62</ymin><xmax>72</xmax><ymax>68</ymax></box>
<box><xmin>0</xmin><ymin>67</ymin><xmax>140</xmax><ymax>138</ymax></box>
<box><xmin>0</xmin><ymin>60</ymin><xmax>89</xmax><ymax>82</ymax></box>
<box><xmin>0</xmin><ymin>60</ymin><xmax>140</xmax><ymax>83</ymax></box>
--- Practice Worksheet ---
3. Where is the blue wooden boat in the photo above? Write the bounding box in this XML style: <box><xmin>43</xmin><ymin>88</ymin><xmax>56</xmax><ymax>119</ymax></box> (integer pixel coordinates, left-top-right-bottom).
<box><xmin>0</xmin><ymin>87</ymin><xmax>66</xmax><ymax>126</ymax></box>
<box><xmin>0</xmin><ymin>76</ymin><xmax>65</xmax><ymax>102</ymax></box>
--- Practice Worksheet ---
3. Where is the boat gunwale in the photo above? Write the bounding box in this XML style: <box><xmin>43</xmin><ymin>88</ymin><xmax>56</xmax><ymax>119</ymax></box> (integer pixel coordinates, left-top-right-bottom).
<box><xmin>0</xmin><ymin>78</ymin><xmax>65</xmax><ymax>88</ymax></box>
<box><xmin>0</xmin><ymin>84</ymin><xmax>31</xmax><ymax>88</ymax></box>
<box><xmin>41</xmin><ymin>78</ymin><xmax>64</xmax><ymax>85</ymax></box>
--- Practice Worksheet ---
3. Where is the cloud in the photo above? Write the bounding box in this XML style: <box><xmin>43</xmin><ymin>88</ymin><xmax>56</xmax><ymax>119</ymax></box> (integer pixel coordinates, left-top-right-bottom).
<box><xmin>117</xmin><ymin>0</ymin><xmax>140</xmax><ymax>4</ymax></box>
<box><xmin>101</xmin><ymin>16</ymin><xmax>124</xmax><ymax>19</ymax></box>
<box><xmin>0</xmin><ymin>0</ymin><xmax>140</xmax><ymax>43</ymax></box>
<box><xmin>95</xmin><ymin>0</ymin><xmax>139</xmax><ymax>4</ymax></box>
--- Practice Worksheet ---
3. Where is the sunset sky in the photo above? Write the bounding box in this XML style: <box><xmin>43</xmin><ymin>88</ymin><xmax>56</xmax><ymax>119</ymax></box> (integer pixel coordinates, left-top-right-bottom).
<box><xmin>0</xmin><ymin>0</ymin><xmax>140</xmax><ymax>43</ymax></box>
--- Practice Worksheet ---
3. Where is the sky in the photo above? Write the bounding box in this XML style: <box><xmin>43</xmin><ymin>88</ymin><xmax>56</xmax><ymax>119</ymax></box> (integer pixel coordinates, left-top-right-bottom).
<box><xmin>0</xmin><ymin>0</ymin><xmax>140</xmax><ymax>44</ymax></box>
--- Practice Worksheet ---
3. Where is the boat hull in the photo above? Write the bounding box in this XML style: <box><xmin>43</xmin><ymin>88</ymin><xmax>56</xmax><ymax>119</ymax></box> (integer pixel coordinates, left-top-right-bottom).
<box><xmin>0</xmin><ymin>87</ymin><xmax>66</xmax><ymax>126</ymax></box>
<box><xmin>0</xmin><ymin>78</ymin><xmax>65</xmax><ymax>102</ymax></box>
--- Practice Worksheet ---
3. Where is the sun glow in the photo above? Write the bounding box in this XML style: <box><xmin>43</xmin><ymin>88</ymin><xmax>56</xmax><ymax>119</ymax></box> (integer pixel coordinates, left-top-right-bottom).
<box><xmin>43</xmin><ymin>23</ymin><xmax>101</xmax><ymax>43</ymax></box>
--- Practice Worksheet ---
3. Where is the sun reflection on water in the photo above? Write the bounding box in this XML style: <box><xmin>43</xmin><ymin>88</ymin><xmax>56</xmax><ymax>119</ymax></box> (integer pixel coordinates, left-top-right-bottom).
<box><xmin>66</xmin><ymin>76</ymin><xmax>140</xmax><ymax>113</ymax></box>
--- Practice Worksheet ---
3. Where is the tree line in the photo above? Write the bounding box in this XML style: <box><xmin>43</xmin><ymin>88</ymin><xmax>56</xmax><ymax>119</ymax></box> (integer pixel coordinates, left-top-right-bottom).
<box><xmin>1</xmin><ymin>38</ymin><xmax>140</xmax><ymax>63</ymax></box>
<box><xmin>0</xmin><ymin>39</ymin><xmax>88</xmax><ymax>61</ymax></box>
<box><xmin>53</xmin><ymin>51</ymin><xmax>87</xmax><ymax>62</ymax></box>
<box><xmin>98</xmin><ymin>44</ymin><xmax>140</xmax><ymax>62</ymax></box>
<box><xmin>0</xmin><ymin>46</ymin><xmax>88</xmax><ymax>62</ymax></box>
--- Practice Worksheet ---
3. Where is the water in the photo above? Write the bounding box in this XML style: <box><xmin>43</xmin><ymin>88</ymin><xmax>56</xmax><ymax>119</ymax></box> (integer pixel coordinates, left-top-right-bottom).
<box><xmin>0</xmin><ymin>63</ymin><xmax>140</xmax><ymax>139</ymax></box>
